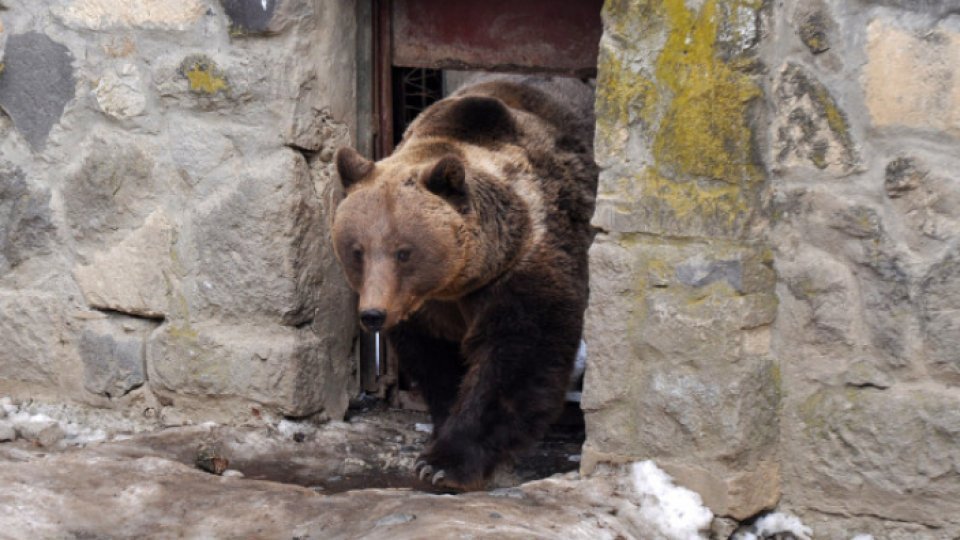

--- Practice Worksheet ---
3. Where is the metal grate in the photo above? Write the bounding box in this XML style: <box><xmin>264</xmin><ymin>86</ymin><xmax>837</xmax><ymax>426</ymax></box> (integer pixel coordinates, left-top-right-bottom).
<box><xmin>391</xmin><ymin>67</ymin><xmax>444</xmax><ymax>146</ymax></box>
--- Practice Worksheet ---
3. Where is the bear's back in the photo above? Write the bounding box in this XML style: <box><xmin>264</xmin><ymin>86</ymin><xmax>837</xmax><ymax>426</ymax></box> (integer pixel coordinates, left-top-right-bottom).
<box><xmin>449</xmin><ymin>74</ymin><xmax>595</xmax><ymax>151</ymax></box>
<box><xmin>397</xmin><ymin>75</ymin><xmax>598</xmax><ymax>278</ymax></box>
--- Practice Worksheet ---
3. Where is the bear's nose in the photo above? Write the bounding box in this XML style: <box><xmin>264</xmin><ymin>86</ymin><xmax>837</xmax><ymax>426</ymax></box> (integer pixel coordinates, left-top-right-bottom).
<box><xmin>359</xmin><ymin>309</ymin><xmax>387</xmax><ymax>332</ymax></box>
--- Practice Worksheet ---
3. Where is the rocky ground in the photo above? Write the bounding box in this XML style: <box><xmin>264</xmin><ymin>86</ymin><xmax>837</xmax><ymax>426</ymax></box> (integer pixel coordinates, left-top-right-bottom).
<box><xmin>0</xmin><ymin>396</ymin><xmax>736</xmax><ymax>539</ymax></box>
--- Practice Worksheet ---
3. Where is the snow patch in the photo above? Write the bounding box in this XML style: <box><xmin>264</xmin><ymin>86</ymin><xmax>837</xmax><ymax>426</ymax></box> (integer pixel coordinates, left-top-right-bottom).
<box><xmin>0</xmin><ymin>396</ymin><xmax>156</xmax><ymax>447</ymax></box>
<box><xmin>414</xmin><ymin>423</ymin><xmax>433</xmax><ymax>434</ymax></box>
<box><xmin>850</xmin><ymin>535</ymin><xmax>875</xmax><ymax>540</ymax></box>
<box><xmin>275</xmin><ymin>418</ymin><xmax>318</xmax><ymax>440</ymax></box>
<box><xmin>630</xmin><ymin>460</ymin><xmax>713</xmax><ymax>540</ymax></box>
<box><xmin>733</xmin><ymin>512</ymin><xmax>813</xmax><ymax>540</ymax></box>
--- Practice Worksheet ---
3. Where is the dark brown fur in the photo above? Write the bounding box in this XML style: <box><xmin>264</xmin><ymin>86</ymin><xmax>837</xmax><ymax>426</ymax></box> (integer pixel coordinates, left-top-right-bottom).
<box><xmin>332</xmin><ymin>75</ymin><xmax>597</xmax><ymax>490</ymax></box>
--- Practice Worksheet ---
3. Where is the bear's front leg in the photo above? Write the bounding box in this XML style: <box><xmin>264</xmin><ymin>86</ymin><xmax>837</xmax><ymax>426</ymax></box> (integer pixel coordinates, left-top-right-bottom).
<box><xmin>415</xmin><ymin>274</ymin><xmax>584</xmax><ymax>490</ymax></box>
<box><xmin>389</xmin><ymin>319</ymin><xmax>466</xmax><ymax>433</ymax></box>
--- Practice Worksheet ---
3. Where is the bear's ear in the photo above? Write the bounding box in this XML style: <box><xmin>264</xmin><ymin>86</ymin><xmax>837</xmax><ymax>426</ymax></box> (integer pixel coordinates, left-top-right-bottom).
<box><xmin>424</xmin><ymin>155</ymin><xmax>469</xmax><ymax>211</ymax></box>
<box><xmin>422</xmin><ymin>96</ymin><xmax>517</xmax><ymax>145</ymax></box>
<box><xmin>335</xmin><ymin>147</ymin><xmax>374</xmax><ymax>190</ymax></box>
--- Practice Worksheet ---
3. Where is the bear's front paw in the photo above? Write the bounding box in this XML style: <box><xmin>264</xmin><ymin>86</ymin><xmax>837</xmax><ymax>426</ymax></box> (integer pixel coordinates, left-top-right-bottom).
<box><xmin>414</xmin><ymin>459</ymin><xmax>446</xmax><ymax>485</ymax></box>
<box><xmin>413</xmin><ymin>440</ymin><xmax>487</xmax><ymax>491</ymax></box>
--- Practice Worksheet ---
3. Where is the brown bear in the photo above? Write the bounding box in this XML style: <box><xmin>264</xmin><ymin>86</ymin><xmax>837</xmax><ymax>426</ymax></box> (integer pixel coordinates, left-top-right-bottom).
<box><xmin>332</xmin><ymin>75</ymin><xmax>597</xmax><ymax>490</ymax></box>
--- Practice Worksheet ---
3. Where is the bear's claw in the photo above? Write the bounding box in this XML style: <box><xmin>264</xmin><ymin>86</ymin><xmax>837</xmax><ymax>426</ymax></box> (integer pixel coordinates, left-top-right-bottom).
<box><xmin>414</xmin><ymin>460</ymin><xmax>447</xmax><ymax>485</ymax></box>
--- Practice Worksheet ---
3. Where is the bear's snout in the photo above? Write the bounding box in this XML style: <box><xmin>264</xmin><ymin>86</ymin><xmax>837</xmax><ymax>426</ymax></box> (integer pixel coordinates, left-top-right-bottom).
<box><xmin>359</xmin><ymin>309</ymin><xmax>387</xmax><ymax>332</ymax></box>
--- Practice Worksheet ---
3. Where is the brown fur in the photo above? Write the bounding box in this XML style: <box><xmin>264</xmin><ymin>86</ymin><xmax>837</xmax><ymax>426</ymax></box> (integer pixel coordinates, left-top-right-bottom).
<box><xmin>332</xmin><ymin>75</ymin><xmax>597</xmax><ymax>490</ymax></box>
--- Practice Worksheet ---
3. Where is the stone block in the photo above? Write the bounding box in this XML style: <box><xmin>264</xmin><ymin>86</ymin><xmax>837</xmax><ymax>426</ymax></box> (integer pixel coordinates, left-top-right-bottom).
<box><xmin>884</xmin><ymin>156</ymin><xmax>960</xmax><ymax>242</ymax></box>
<box><xmin>795</xmin><ymin>1</ymin><xmax>833</xmax><ymax>55</ymax></box>
<box><xmin>146</xmin><ymin>321</ymin><xmax>349</xmax><ymax>418</ymax></box>
<box><xmin>185</xmin><ymin>149</ymin><xmax>347</xmax><ymax>327</ymax></box>
<box><xmin>62</xmin><ymin>132</ymin><xmax>159</xmax><ymax>243</ymax></box>
<box><xmin>778</xmin><ymin>244</ymin><xmax>861</xmax><ymax>348</ymax></box>
<box><xmin>0</xmin><ymin>32</ymin><xmax>75</xmax><ymax>150</ymax></box>
<box><xmin>0</xmin><ymin>291</ymin><xmax>64</xmax><ymax>385</ymax></box>
<box><xmin>73</xmin><ymin>210</ymin><xmax>174</xmax><ymax>319</ymax></box>
<box><xmin>220</xmin><ymin>0</ymin><xmax>277</xmax><ymax>34</ymax></box>
<box><xmin>921</xmin><ymin>247</ymin><xmax>960</xmax><ymax>383</ymax></box>
<box><xmin>94</xmin><ymin>62</ymin><xmax>148</xmax><ymax>121</ymax></box>
<box><xmin>0</xmin><ymin>163</ymin><xmax>54</xmax><ymax>275</ymax></box>
<box><xmin>865</xmin><ymin>19</ymin><xmax>960</xmax><ymax>136</ymax></box>
<box><xmin>592</xmin><ymin>0</ymin><xmax>765</xmax><ymax>240</ymax></box>
<box><xmin>79</xmin><ymin>315</ymin><xmax>157</xmax><ymax>398</ymax></box>
<box><xmin>787</xmin><ymin>386</ymin><xmax>960</xmax><ymax>528</ymax></box>
<box><xmin>166</xmin><ymin>115</ymin><xmax>238</xmax><ymax>184</ymax></box>
<box><xmin>772</xmin><ymin>63</ymin><xmax>857</xmax><ymax>173</ymax></box>
<box><xmin>583</xmin><ymin>235</ymin><xmax>780</xmax><ymax>518</ymax></box>
<box><xmin>53</xmin><ymin>0</ymin><xmax>206</xmax><ymax>31</ymax></box>
<box><xmin>155</xmin><ymin>52</ymin><xmax>251</xmax><ymax>112</ymax></box>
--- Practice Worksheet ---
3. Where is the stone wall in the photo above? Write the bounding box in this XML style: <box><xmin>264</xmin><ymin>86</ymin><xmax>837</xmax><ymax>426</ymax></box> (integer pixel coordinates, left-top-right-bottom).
<box><xmin>0</xmin><ymin>0</ymin><xmax>358</xmax><ymax>424</ymax></box>
<box><xmin>586</xmin><ymin>0</ymin><xmax>960</xmax><ymax>535</ymax></box>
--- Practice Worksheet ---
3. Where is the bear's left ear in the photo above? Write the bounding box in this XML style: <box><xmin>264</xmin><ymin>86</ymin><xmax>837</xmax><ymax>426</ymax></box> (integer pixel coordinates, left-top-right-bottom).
<box><xmin>335</xmin><ymin>147</ymin><xmax>374</xmax><ymax>191</ymax></box>
<box><xmin>424</xmin><ymin>155</ymin><xmax>469</xmax><ymax>211</ymax></box>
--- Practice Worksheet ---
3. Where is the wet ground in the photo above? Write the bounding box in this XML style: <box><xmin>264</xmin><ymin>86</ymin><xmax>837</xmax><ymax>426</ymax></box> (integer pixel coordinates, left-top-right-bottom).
<box><xmin>3</xmin><ymin>398</ymin><xmax>696</xmax><ymax>539</ymax></box>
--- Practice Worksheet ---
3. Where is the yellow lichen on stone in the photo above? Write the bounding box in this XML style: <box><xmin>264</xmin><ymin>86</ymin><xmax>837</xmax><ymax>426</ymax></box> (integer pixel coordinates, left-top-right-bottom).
<box><xmin>652</xmin><ymin>0</ymin><xmax>762</xmax><ymax>185</ymax></box>
<box><xmin>603</xmin><ymin>0</ymin><xmax>664</xmax><ymax>42</ymax></box>
<box><xmin>595</xmin><ymin>47</ymin><xmax>658</xmax><ymax>157</ymax></box>
<box><xmin>641</xmin><ymin>167</ymin><xmax>750</xmax><ymax>228</ymax></box>
<box><xmin>596</xmin><ymin>49</ymin><xmax>658</xmax><ymax>128</ymax></box>
<box><xmin>184</xmin><ymin>60</ymin><xmax>228</xmax><ymax>95</ymax></box>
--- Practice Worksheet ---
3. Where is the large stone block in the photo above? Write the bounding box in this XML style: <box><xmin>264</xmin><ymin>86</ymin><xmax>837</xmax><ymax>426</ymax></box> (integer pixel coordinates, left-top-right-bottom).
<box><xmin>592</xmin><ymin>0</ymin><xmax>765</xmax><ymax>240</ymax></box>
<box><xmin>184</xmin><ymin>149</ymin><xmax>342</xmax><ymax>327</ymax></box>
<box><xmin>0</xmin><ymin>163</ymin><xmax>54</xmax><ymax>275</ymax></box>
<box><xmin>147</xmin><ymin>321</ymin><xmax>349</xmax><ymax>418</ymax></box>
<box><xmin>0</xmin><ymin>32</ymin><xmax>75</xmax><ymax>150</ymax></box>
<box><xmin>73</xmin><ymin>210</ymin><xmax>174</xmax><ymax>319</ymax></box>
<box><xmin>79</xmin><ymin>315</ymin><xmax>157</xmax><ymax>398</ymax></box>
<box><xmin>865</xmin><ymin>19</ymin><xmax>960</xmax><ymax>136</ymax></box>
<box><xmin>786</xmin><ymin>386</ymin><xmax>960</xmax><ymax>528</ymax></box>
<box><xmin>0</xmin><ymin>291</ymin><xmax>65</xmax><ymax>385</ymax></box>
<box><xmin>582</xmin><ymin>235</ymin><xmax>779</xmax><ymax>518</ymax></box>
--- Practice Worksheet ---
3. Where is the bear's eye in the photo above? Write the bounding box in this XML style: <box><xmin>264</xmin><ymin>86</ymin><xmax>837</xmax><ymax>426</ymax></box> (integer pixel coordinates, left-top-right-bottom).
<box><xmin>396</xmin><ymin>249</ymin><xmax>411</xmax><ymax>263</ymax></box>
<box><xmin>352</xmin><ymin>249</ymin><xmax>363</xmax><ymax>264</ymax></box>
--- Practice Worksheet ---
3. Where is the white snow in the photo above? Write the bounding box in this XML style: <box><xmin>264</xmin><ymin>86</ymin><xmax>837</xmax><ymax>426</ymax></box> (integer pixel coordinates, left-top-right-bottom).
<box><xmin>414</xmin><ymin>423</ymin><xmax>433</xmax><ymax>434</ymax></box>
<box><xmin>733</xmin><ymin>512</ymin><xmax>813</xmax><ymax>540</ymax></box>
<box><xmin>630</xmin><ymin>460</ymin><xmax>713</xmax><ymax>540</ymax></box>
<box><xmin>276</xmin><ymin>418</ymin><xmax>307</xmax><ymax>439</ymax></box>
<box><xmin>0</xmin><ymin>396</ymin><xmax>155</xmax><ymax>447</ymax></box>
<box><xmin>850</xmin><ymin>535</ymin><xmax>875</xmax><ymax>540</ymax></box>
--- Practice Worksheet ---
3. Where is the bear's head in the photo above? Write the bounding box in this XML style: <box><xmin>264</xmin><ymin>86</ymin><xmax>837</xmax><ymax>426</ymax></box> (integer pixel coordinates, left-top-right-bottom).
<box><xmin>331</xmin><ymin>147</ymin><xmax>480</xmax><ymax>332</ymax></box>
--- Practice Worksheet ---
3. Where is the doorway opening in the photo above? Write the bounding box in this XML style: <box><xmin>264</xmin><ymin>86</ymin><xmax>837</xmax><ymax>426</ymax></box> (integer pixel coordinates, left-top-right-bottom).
<box><xmin>350</xmin><ymin>0</ymin><xmax>603</xmax><ymax>486</ymax></box>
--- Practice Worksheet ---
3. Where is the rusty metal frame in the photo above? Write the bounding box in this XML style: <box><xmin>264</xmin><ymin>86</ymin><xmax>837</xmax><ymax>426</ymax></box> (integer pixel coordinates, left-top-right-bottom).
<box><xmin>373</xmin><ymin>0</ymin><xmax>394</xmax><ymax>159</ymax></box>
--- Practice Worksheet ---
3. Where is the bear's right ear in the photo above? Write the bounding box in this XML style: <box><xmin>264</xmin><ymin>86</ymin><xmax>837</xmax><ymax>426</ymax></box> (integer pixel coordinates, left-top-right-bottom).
<box><xmin>424</xmin><ymin>155</ymin><xmax>469</xmax><ymax>212</ymax></box>
<box><xmin>335</xmin><ymin>147</ymin><xmax>374</xmax><ymax>191</ymax></box>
